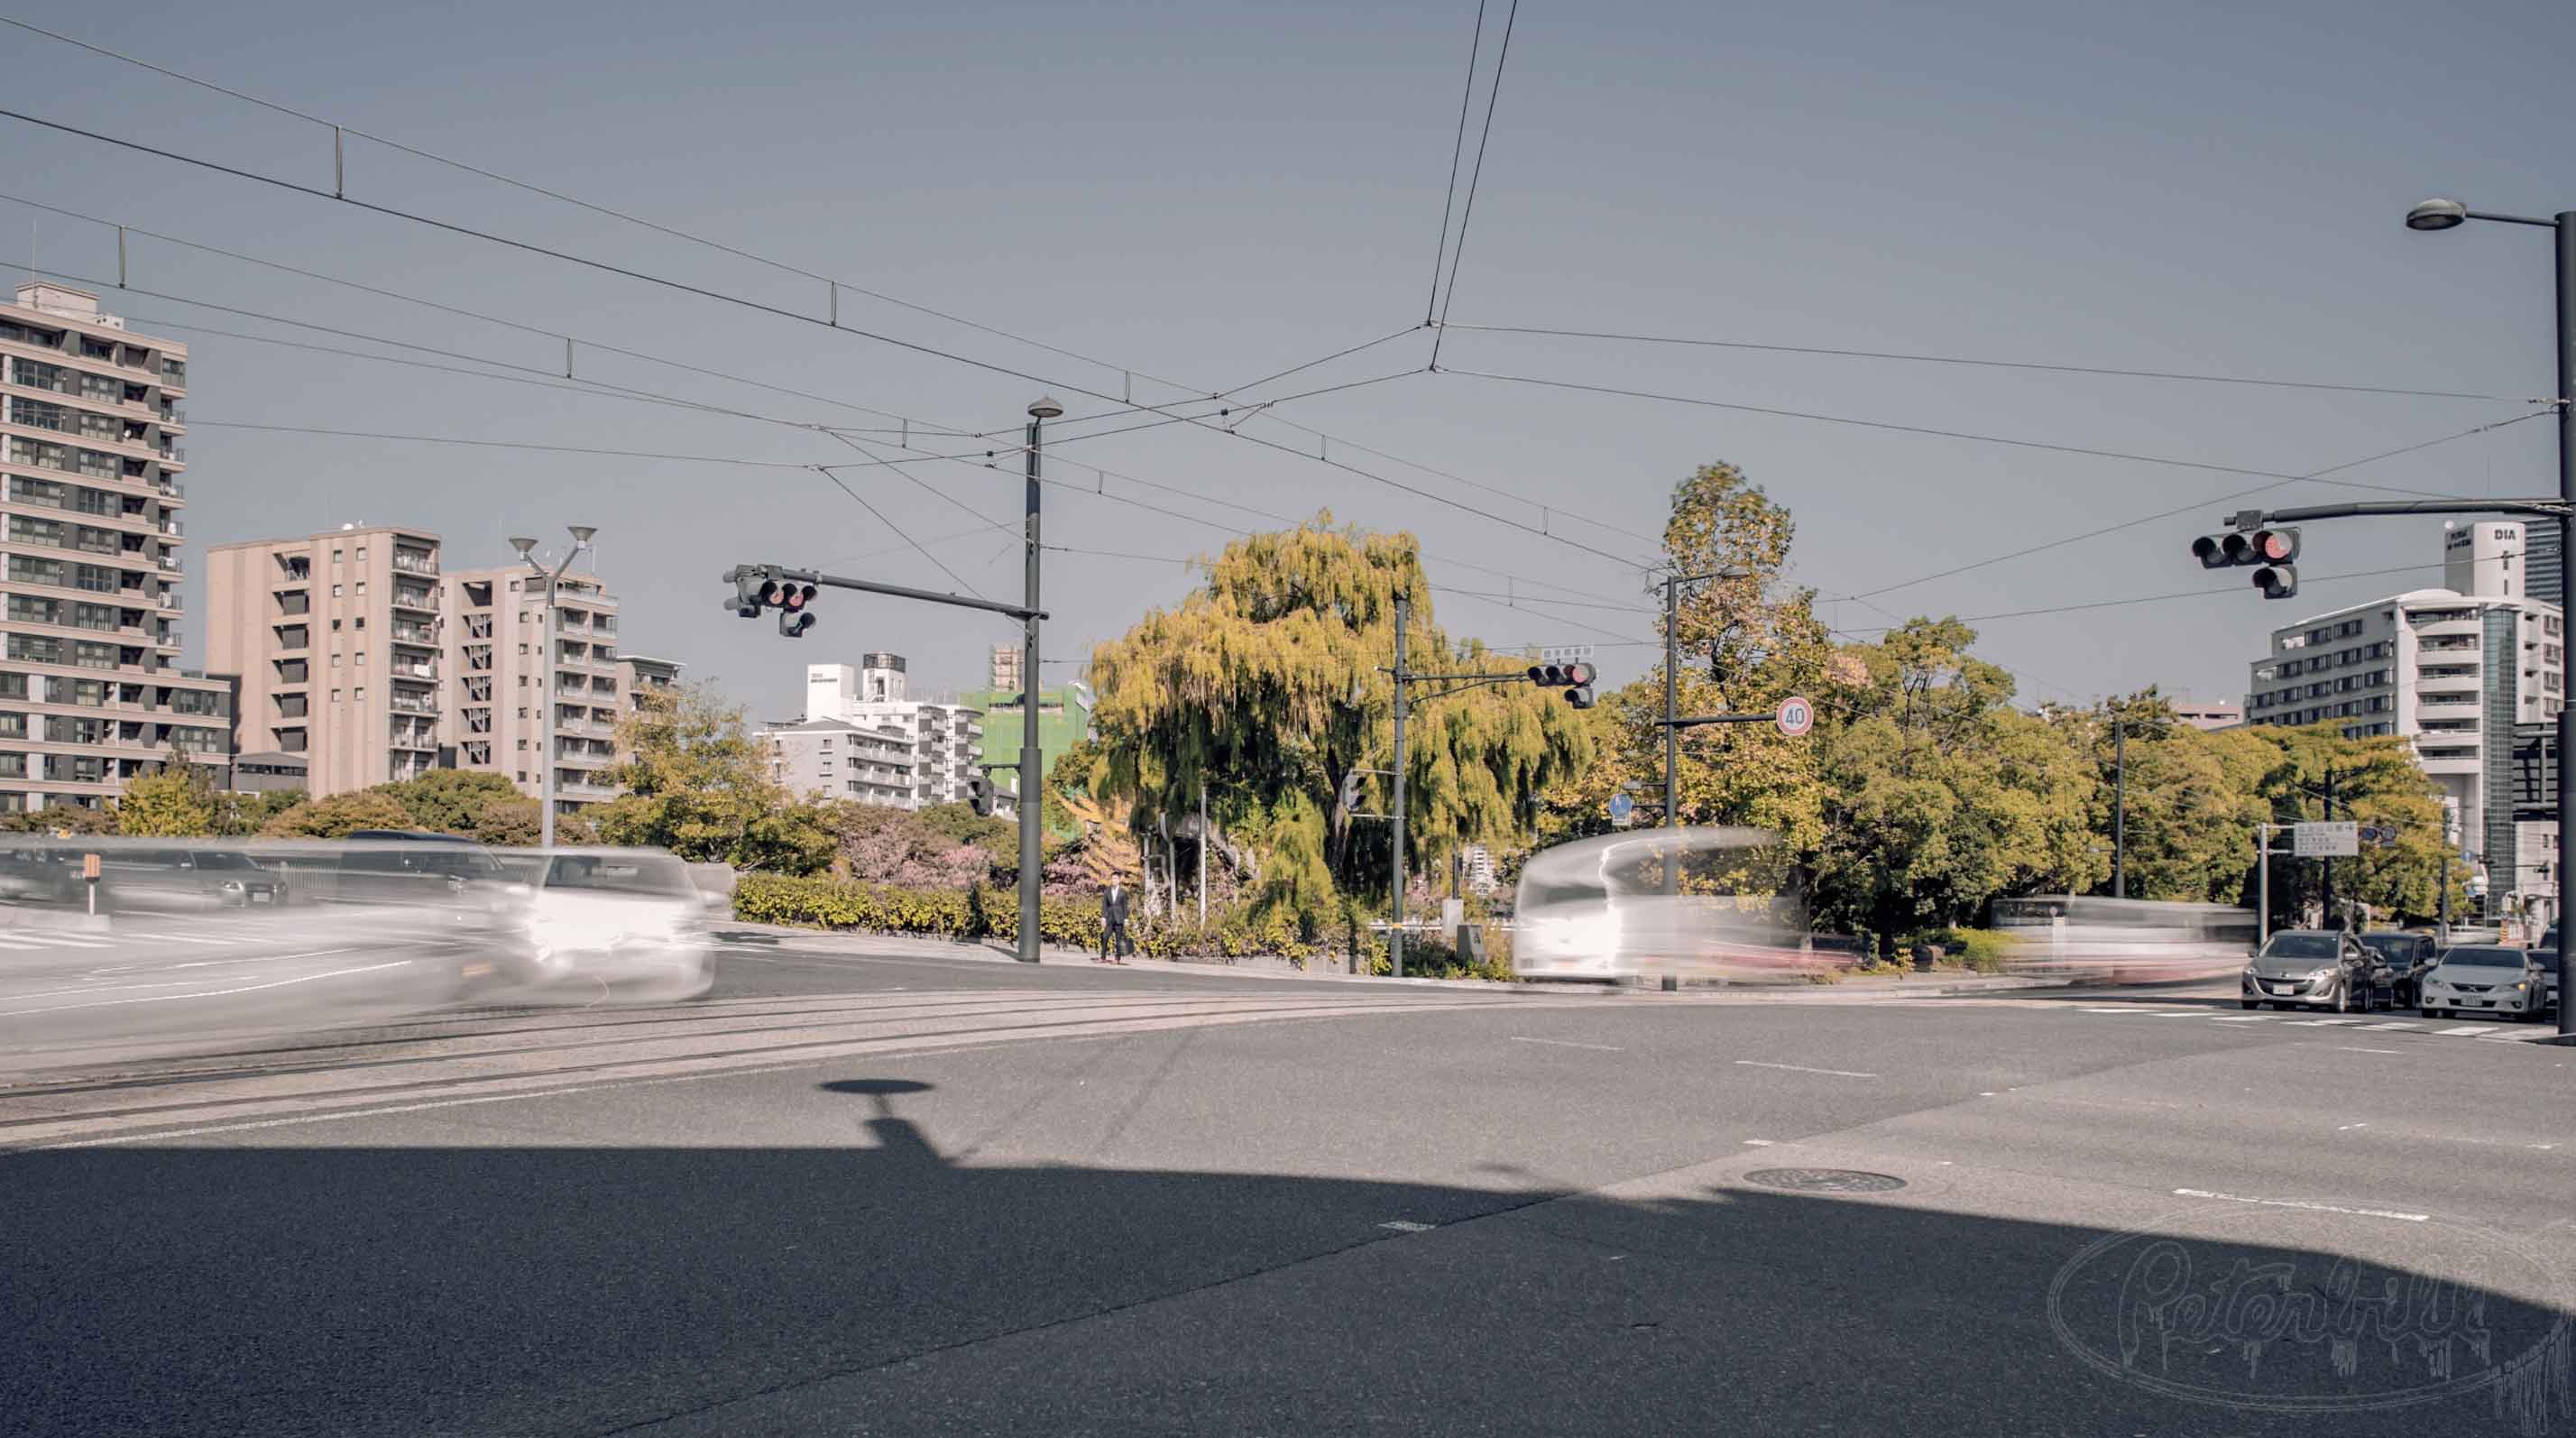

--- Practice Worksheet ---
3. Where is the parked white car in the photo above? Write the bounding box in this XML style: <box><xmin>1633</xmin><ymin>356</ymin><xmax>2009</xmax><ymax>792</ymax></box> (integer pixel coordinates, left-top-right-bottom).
<box><xmin>2419</xmin><ymin>945</ymin><xmax>2551</xmax><ymax>1021</ymax></box>
<box><xmin>511</xmin><ymin>848</ymin><xmax>715</xmax><ymax>996</ymax></box>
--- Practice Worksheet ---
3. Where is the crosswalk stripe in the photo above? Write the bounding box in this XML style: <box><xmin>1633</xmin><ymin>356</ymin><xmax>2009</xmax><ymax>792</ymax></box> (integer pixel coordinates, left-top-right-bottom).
<box><xmin>2359</xmin><ymin>1022</ymin><xmax>2419</xmax><ymax>1031</ymax></box>
<box><xmin>13</xmin><ymin>933</ymin><xmax>111</xmax><ymax>949</ymax></box>
<box><xmin>2286</xmin><ymin>1018</ymin><xmax>2361</xmax><ymax>1026</ymax></box>
<box><xmin>2208</xmin><ymin>1016</ymin><xmax>2270</xmax><ymax>1022</ymax></box>
<box><xmin>2436</xmin><ymin>1025</ymin><xmax>2492</xmax><ymax>1035</ymax></box>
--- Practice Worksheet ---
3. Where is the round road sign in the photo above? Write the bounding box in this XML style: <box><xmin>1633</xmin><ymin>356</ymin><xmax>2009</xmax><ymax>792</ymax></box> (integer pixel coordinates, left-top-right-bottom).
<box><xmin>1776</xmin><ymin>695</ymin><xmax>1815</xmax><ymax>737</ymax></box>
<box><xmin>1608</xmin><ymin>792</ymin><xmax>1634</xmax><ymax>821</ymax></box>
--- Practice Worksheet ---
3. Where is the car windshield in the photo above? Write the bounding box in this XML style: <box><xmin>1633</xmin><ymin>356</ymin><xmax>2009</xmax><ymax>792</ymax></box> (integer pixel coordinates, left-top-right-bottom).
<box><xmin>2259</xmin><ymin>933</ymin><xmax>2341</xmax><ymax>960</ymax></box>
<box><xmin>2441</xmin><ymin>947</ymin><xmax>2524</xmax><ymax>968</ymax></box>
<box><xmin>543</xmin><ymin>855</ymin><xmax>693</xmax><ymax>898</ymax></box>
<box><xmin>2355</xmin><ymin>935</ymin><xmax>2419</xmax><ymax>960</ymax></box>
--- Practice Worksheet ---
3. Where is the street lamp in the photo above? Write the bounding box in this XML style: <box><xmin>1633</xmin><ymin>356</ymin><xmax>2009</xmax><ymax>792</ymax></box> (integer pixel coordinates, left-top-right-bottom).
<box><xmin>514</xmin><ymin>524</ymin><xmax>596</xmax><ymax>849</ymax></box>
<box><xmin>2406</xmin><ymin>196</ymin><xmax>2574</xmax><ymax>1035</ymax></box>
<box><xmin>1016</xmin><ymin>398</ymin><xmax>1061</xmax><ymax>963</ymax></box>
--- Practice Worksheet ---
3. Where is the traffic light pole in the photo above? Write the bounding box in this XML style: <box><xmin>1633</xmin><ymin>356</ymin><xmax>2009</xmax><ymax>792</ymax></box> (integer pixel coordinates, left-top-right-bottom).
<box><xmin>2112</xmin><ymin>718</ymin><xmax>2127</xmax><ymax>900</ymax></box>
<box><xmin>1019</xmin><ymin>409</ymin><xmax>1049</xmax><ymax>964</ymax></box>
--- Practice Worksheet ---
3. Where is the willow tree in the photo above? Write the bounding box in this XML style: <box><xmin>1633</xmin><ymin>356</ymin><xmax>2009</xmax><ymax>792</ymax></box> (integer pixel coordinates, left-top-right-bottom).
<box><xmin>1086</xmin><ymin>519</ymin><xmax>1591</xmax><ymax>917</ymax></box>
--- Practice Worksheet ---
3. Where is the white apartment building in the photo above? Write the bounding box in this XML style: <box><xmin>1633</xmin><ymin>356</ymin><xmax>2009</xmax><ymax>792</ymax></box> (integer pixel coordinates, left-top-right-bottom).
<box><xmin>803</xmin><ymin>655</ymin><xmax>986</xmax><ymax>811</ymax></box>
<box><xmin>758</xmin><ymin>717</ymin><xmax>917</xmax><ymax>805</ymax></box>
<box><xmin>1</xmin><ymin>282</ymin><xmax>229</xmax><ymax>814</ymax></box>
<box><xmin>2244</xmin><ymin>521</ymin><xmax>2564</xmax><ymax>920</ymax></box>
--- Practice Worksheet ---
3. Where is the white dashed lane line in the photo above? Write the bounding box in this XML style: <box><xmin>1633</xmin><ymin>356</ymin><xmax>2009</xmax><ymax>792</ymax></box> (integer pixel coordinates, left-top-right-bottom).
<box><xmin>2045</xmin><ymin>1005</ymin><xmax>2550</xmax><ymax>1047</ymax></box>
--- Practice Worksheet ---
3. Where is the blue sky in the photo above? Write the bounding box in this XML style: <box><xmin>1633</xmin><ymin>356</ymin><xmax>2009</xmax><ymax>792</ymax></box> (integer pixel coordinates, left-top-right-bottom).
<box><xmin>5</xmin><ymin>0</ymin><xmax>2569</xmax><ymax>715</ymax></box>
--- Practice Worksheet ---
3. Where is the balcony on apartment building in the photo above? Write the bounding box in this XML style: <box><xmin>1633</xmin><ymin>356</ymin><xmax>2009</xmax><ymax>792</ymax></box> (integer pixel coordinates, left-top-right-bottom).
<box><xmin>2415</xmin><ymin>667</ymin><xmax>2482</xmax><ymax>697</ymax></box>
<box><xmin>390</xmin><ymin>619</ymin><xmax>438</xmax><ymax>647</ymax></box>
<box><xmin>389</xmin><ymin>691</ymin><xmax>438</xmax><ymax>716</ymax></box>
<box><xmin>391</xmin><ymin>546</ymin><xmax>437</xmax><ymax>576</ymax></box>
<box><xmin>391</xmin><ymin>584</ymin><xmax>438</xmax><ymax>613</ymax></box>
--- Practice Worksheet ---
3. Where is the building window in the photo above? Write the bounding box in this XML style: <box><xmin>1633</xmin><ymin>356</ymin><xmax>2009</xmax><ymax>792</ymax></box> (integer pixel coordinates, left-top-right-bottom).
<box><xmin>354</xmin><ymin>582</ymin><xmax>366</xmax><ymax>595</ymax></box>
<box><xmin>356</xmin><ymin>547</ymin><xmax>366</xmax><ymax>560</ymax></box>
<box><xmin>332</xmin><ymin>549</ymin><xmax>343</xmax><ymax>565</ymax></box>
<box><xmin>331</xmin><ymin>585</ymin><xmax>343</xmax><ymax>598</ymax></box>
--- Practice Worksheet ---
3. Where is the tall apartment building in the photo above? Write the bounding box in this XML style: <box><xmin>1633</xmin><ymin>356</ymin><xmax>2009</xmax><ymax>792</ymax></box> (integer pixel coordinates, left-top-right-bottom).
<box><xmin>2243</xmin><ymin>521</ymin><xmax>2564</xmax><ymax>919</ymax></box>
<box><xmin>440</xmin><ymin>565</ymin><xmax>625</xmax><ymax>816</ymax></box>
<box><xmin>758</xmin><ymin>717</ymin><xmax>918</xmax><ymax>805</ymax></box>
<box><xmin>804</xmin><ymin>655</ymin><xmax>986</xmax><ymax>810</ymax></box>
<box><xmin>207</xmin><ymin>524</ymin><xmax>446</xmax><ymax>796</ymax></box>
<box><xmin>617</xmin><ymin>653</ymin><xmax>683</xmax><ymax>717</ymax></box>
<box><xmin>0</xmin><ymin>282</ymin><xmax>228</xmax><ymax>814</ymax></box>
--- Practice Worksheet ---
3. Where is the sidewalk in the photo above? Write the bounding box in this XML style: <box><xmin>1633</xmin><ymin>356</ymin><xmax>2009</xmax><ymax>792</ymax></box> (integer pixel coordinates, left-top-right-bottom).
<box><xmin>715</xmin><ymin>923</ymin><xmax>2081</xmax><ymax>998</ymax></box>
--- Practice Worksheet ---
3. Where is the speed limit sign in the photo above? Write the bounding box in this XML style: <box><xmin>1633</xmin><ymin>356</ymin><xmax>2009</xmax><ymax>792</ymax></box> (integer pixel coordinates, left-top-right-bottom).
<box><xmin>1776</xmin><ymin>695</ymin><xmax>1815</xmax><ymax>737</ymax></box>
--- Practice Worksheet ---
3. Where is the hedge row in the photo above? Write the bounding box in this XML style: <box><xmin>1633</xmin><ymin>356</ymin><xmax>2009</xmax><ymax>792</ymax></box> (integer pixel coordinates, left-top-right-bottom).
<box><xmin>731</xmin><ymin>873</ymin><xmax>1513</xmax><ymax>980</ymax></box>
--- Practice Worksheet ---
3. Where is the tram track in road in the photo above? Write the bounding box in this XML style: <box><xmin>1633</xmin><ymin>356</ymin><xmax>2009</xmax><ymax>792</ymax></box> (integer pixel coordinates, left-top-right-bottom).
<box><xmin>0</xmin><ymin>987</ymin><xmax>1550</xmax><ymax>1149</ymax></box>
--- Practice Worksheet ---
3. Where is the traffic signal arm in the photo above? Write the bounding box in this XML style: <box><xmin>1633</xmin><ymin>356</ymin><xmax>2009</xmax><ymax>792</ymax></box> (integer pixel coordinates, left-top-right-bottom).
<box><xmin>722</xmin><ymin>563</ymin><xmax>1049</xmax><ymax>623</ymax></box>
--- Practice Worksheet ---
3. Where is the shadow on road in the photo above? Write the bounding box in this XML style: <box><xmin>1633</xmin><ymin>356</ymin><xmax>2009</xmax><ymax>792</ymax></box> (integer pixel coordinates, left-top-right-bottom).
<box><xmin>3</xmin><ymin>1076</ymin><xmax>2568</xmax><ymax>1437</ymax></box>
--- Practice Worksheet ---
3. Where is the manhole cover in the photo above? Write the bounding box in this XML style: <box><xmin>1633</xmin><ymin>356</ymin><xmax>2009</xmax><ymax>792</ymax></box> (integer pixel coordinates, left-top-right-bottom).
<box><xmin>1743</xmin><ymin>1167</ymin><xmax>1907</xmax><ymax>1194</ymax></box>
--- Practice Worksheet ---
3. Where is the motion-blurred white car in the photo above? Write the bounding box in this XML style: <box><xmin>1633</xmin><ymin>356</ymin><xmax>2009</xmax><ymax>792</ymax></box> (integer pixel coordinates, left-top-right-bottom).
<box><xmin>512</xmin><ymin>848</ymin><xmax>714</xmax><ymax>995</ymax></box>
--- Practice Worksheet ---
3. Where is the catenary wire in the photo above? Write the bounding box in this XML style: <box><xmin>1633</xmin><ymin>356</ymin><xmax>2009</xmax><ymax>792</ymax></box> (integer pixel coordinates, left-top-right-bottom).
<box><xmin>1424</xmin><ymin>0</ymin><xmax>1490</xmax><ymax>322</ymax></box>
<box><xmin>1436</xmin><ymin>321</ymin><xmax>2537</xmax><ymax>403</ymax></box>
<box><xmin>1428</xmin><ymin>0</ymin><xmax>1521</xmax><ymax>368</ymax></box>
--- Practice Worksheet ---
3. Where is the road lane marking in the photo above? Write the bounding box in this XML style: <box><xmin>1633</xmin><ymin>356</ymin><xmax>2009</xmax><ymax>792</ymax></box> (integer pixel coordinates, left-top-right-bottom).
<box><xmin>1734</xmin><ymin>1060</ymin><xmax>1877</xmax><ymax>1079</ymax></box>
<box><xmin>2174</xmin><ymin>1187</ymin><xmax>2427</xmax><ymax>1223</ymax></box>
<box><xmin>2437</xmin><ymin>1025</ymin><xmax>2493</xmax><ymax>1035</ymax></box>
<box><xmin>2360</xmin><ymin>1022</ymin><xmax>2420</xmax><ymax>1031</ymax></box>
<box><xmin>2337</xmin><ymin>1122</ymin><xmax>2369</xmax><ymax>1131</ymax></box>
<box><xmin>2081</xmin><ymin>1008</ymin><xmax>2173</xmax><ymax>1014</ymax></box>
<box><xmin>1380</xmin><ymin>1221</ymin><xmax>1436</xmax><ymax>1232</ymax></box>
<box><xmin>1508</xmin><ymin>1036</ymin><xmax>1623</xmax><ymax>1052</ymax></box>
<box><xmin>2209</xmin><ymin>1016</ymin><xmax>2270</xmax><ymax>1022</ymax></box>
<box><xmin>2286</xmin><ymin>1019</ymin><xmax>2361</xmax><ymax>1026</ymax></box>
<box><xmin>1741</xmin><ymin>1138</ymin><xmax>1774</xmax><ymax>1146</ymax></box>
<box><xmin>2331</xmin><ymin>1046</ymin><xmax>2404</xmax><ymax>1055</ymax></box>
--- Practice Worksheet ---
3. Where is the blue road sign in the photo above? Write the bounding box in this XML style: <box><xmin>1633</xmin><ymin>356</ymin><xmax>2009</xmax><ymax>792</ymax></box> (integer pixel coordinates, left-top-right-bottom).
<box><xmin>1608</xmin><ymin>792</ymin><xmax>1634</xmax><ymax>822</ymax></box>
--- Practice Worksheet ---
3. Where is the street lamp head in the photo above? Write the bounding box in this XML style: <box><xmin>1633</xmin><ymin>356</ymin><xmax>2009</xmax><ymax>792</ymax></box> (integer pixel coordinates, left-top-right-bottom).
<box><xmin>567</xmin><ymin>524</ymin><xmax>598</xmax><ymax>547</ymax></box>
<box><xmin>2406</xmin><ymin>198</ymin><xmax>2469</xmax><ymax>232</ymax></box>
<box><xmin>508</xmin><ymin>535</ymin><xmax>538</xmax><ymax>558</ymax></box>
<box><xmin>1026</xmin><ymin>396</ymin><xmax>1064</xmax><ymax>420</ymax></box>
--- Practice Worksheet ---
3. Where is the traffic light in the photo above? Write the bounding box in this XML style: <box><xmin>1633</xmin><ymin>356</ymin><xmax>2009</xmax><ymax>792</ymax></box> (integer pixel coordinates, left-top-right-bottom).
<box><xmin>724</xmin><ymin>565</ymin><xmax>820</xmax><ymax>632</ymax></box>
<box><xmin>2187</xmin><ymin>526</ymin><xmax>2299</xmax><ymax>599</ymax></box>
<box><xmin>967</xmin><ymin>771</ymin><xmax>996</xmax><ymax>817</ymax></box>
<box><xmin>1525</xmin><ymin>660</ymin><xmax>1597</xmax><ymax>709</ymax></box>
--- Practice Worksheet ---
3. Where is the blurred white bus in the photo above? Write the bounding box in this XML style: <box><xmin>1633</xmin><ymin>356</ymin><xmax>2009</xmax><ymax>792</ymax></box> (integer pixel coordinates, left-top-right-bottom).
<box><xmin>1990</xmin><ymin>896</ymin><xmax>2258</xmax><ymax>982</ymax></box>
<box><xmin>1513</xmin><ymin>827</ymin><xmax>1814</xmax><ymax>982</ymax></box>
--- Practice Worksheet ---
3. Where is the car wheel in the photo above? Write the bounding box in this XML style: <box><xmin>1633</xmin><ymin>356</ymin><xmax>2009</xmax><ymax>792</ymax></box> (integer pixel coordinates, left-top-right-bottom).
<box><xmin>2240</xmin><ymin>1000</ymin><xmax>2259</xmax><ymax>1010</ymax></box>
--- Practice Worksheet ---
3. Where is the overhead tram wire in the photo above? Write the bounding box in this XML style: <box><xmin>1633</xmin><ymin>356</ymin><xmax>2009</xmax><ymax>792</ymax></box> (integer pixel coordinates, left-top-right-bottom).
<box><xmin>0</xmin><ymin>237</ymin><xmax>1649</xmax><ymax>607</ymax></box>
<box><xmin>807</xmin><ymin>467</ymin><xmax>989</xmax><ymax>600</ymax></box>
<box><xmin>0</xmin><ymin>106</ymin><xmax>1667</xmax><ymax>576</ymax></box>
<box><xmin>1440</xmin><ymin>366</ymin><xmax>2514</xmax><ymax>502</ymax></box>
<box><xmin>1423</xmin><ymin>0</ymin><xmax>1490</xmax><ymax>323</ymax></box>
<box><xmin>1427</xmin><ymin>0</ymin><xmax>1522</xmax><ymax>370</ymax></box>
<box><xmin>1829</xmin><ymin>562</ymin><xmax>2452</xmax><ymax>634</ymax></box>
<box><xmin>1435</xmin><ymin>322</ymin><xmax>2538</xmax><ymax>403</ymax></box>
<box><xmin>1850</xmin><ymin>408</ymin><xmax>2553</xmax><ymax>602</ymax></box>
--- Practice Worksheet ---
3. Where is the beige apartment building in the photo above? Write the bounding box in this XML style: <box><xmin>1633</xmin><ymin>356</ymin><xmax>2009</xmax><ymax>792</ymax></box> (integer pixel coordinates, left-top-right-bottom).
<box><xmin>206</xmin><ymin>524</ymin><xmax>446</xmax><ymax>796</ymax></box>
<box><xmin>440</xmin><ymin>565</ymin><xmax>627</xmax><ymax>816</ymax></box>
<box><xmin>0</xmin><ymin>282</ymin><xmax>228</xmax><ymax>814</ymax></box>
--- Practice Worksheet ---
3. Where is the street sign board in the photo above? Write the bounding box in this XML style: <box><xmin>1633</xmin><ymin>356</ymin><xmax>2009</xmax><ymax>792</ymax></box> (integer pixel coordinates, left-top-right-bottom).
<box><xmin>1776</xmin><ymin>695</ymin><xmax>1815</xmax><ymax>738</ymax></box>
<box><xmin>2293</xmin><ymin>821</ymin><xmax>2359</xmax><ymax>858</ymax></box>
<box><xmin>1540</xmin><ymin>645</ymin><xmax>1595</xmax><ymax>669</ymax></box>
<box><xmin>1608</xmin><ymin>792</ymin><xmax>1633</xmax><ymax>822</ymax></box>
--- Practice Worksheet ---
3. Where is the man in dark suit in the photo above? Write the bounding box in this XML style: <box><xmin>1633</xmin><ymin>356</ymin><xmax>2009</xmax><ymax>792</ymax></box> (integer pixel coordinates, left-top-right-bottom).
<box><xmin>1099</xmin><ymin>879</ymin><xmax>1132</xmax><ymax>963</ymax></box>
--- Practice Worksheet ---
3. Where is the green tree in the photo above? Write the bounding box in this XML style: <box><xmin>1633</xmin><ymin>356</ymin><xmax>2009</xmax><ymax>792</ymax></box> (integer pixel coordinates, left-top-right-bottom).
<box><xmin>2248</xmin><ymin>724</ymin><xmax>2463</xmax><ymax>927</ymax></box>
<box><xmin>0</xmin><ymin>805</ymin><xmax>115</xmax><ymax>835</ymax></box>
<box><xmin>259</xmin><ymin>789</ymin><xmax>419</xmax><ymax>839</ymax></box>
<box><xmin>377</xmin><ymin>770</ymin><xmax>526</xmax><ymax>838</ymax></box>
<box><xmin>115</xmin><ymin>764</ymin><xmax>221</xmax><ymax>837</ymax></box>
<box><xmin>1087</xmin><ymin>518</ymin><xmax>1591</xmax><ymax>918</ymax></box>
<box><xmin>589</xmin><ymin>682</ymin><xmax>833</xmax><ymax>873</ymax></box>
<box><xmin>1539</xmin><ymin>463</ymin><xmax>1835</xmax><ymax>855</ymax></box>
<box><xmin>1809</xmin><ymin>617</ymin><xmax>2102</xmax><ymax>955</ymax></box>
<box><xmin>2043</xmin><ymin>691</ymin><xmax>2271</xmax><ymax>904</ymax></box>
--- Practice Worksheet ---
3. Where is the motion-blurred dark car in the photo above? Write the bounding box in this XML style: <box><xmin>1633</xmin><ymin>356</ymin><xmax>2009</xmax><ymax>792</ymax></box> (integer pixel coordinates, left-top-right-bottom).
<box><xmin>100</xmin><ymin>847</ymin><xmax>285</xmax><ymax>912</ymax></box>
<box><xmin>0</xmin><ymin>844</ymin><xmax>87</xmax><ymax>908</ymax></box>
<box><xmin>2240</xmin><ymin>929</ymin><xmax>2390</xmax><ymax>1011</ymax></box>
<box><xmin>2355</xmin><ymin>931</ymin><xmax>2437</xmax><ymax>1009</ymax></box>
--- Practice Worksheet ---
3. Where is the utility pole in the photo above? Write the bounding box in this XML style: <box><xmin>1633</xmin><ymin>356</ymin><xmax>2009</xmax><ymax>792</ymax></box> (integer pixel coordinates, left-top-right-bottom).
<box><xmin>1017</xmin><ymin>399</ymin><xmax>1059</xmax><ymax>963</ymax></box>
<box><xmin>1390</xmin><ymin>594</ymin><xmax>1410</xmax><ymax>979</ymax></box>
<box><xmin>2321</xmin><ymin>764</ymin><xmax>2335</xmax><ymax>929</ymax></box>
<box><xmin>2257</xmin><ymin>825</ymin><xmax>2272</xmax><ymax>945</ymax></box>
<box><xmin>1198</xmin><ymin>780</ymin><xmax>1207</xmax><ymax>926</ymax></box>
<box><xmin>1663</xmin><ymin>573</ymin><xmax>1680</xmax><ymax>845</ymax></box>
<box><xmin>2111</xmin><ymin>716</ymin><xmax>2127</xmax><ymax>899</ymax></box>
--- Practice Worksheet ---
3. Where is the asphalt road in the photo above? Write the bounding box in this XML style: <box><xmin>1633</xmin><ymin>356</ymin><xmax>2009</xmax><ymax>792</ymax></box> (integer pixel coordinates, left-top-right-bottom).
<box><xmin>3</xmin><ymin>935</ymin><xmax>2571</xmax><ymax>1437</ymax></box>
